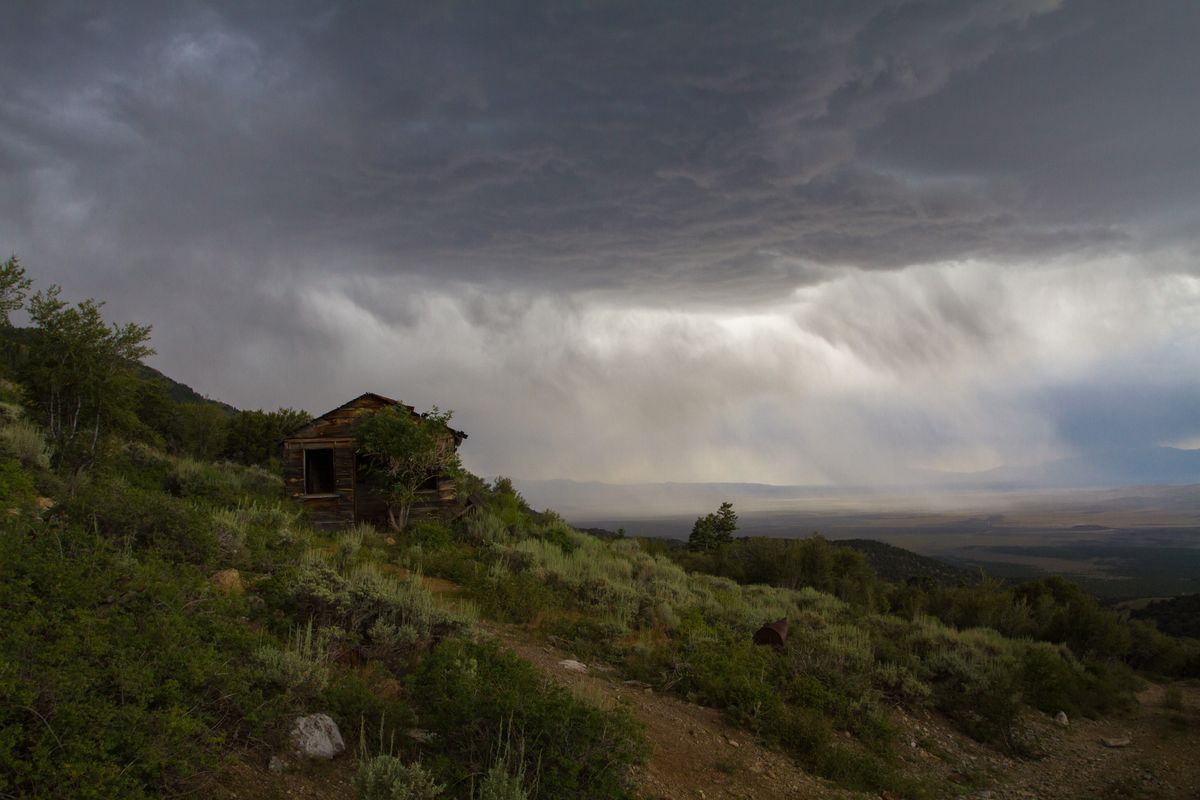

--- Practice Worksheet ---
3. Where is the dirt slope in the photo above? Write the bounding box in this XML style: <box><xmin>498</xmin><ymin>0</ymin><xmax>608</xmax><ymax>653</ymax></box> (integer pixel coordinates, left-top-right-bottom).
<box><xmin>480</xmin><ymin>622</ymin><xmax>856</xmax><ymax>800</ymax></box>
<box><xmin>483</xmin><ymin>620</ymin><xmax>1200</xmax><ymax>800</ymax></box>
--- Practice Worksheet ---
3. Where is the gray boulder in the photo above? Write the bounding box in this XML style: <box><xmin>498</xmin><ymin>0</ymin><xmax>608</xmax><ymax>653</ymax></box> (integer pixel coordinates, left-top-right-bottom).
<box><xmin>290</xmin><ymin>713</ymin><xmax>345</xmax><ymax>760</ymax></box>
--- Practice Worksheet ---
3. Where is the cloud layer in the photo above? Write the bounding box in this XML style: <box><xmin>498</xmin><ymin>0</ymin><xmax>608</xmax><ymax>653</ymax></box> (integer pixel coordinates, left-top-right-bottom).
<box><xmin>2</xmin><ymin>1</ymin><xmax>1199</xmax><ymax>485</ymax></box>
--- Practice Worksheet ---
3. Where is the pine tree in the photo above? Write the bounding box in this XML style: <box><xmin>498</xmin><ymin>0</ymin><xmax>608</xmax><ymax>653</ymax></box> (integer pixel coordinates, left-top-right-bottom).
<box><xmin>688</xmin><ymin>514</ymin><xmax>717</xmax><ymax>552</ymax></box>
<box><xmin>714</xmin><ymin>501</ymin><xmax>738</xmax><ymax>546</ymax></box>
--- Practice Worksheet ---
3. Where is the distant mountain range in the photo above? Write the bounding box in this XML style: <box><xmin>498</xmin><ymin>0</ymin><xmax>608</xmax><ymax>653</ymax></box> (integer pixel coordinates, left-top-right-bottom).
<box><xmin>966</xmin><ymin>446</ymin><xmax>1200</xmax><ymax>489</ymax></box>
<box><xmin>516</xmin><ymin>447</ymin><xmax>1200</xmax><ymax>519</ymax></box>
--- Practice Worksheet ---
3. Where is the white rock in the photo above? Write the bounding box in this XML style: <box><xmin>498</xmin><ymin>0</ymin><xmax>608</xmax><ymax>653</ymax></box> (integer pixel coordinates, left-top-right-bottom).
<box><xmin>558</xmin><ymin>659</ymin><xmax>588</xmax><ymax>673</ymax></box>
<box><xmin>268</xmin><ymin>755</ymin><xmax>286</xmax><ymax>774</ymax></box>
<box><xmin>1055</xmin><ymin>711</ymin><xmax>1069</xmax><ymax>728</ymax></box>
<box><xmin>290</xmin><ymin>714</ymin><xmax>345</xmax><ymax>760</ymax></box>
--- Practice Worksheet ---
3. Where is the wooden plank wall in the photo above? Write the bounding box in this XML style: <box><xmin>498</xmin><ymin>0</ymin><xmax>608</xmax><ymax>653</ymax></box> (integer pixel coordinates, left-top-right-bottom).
<box><xmin>282</xmin><ymin>394</ymin><xmax>461</xmax><ymax>529</ymax></box>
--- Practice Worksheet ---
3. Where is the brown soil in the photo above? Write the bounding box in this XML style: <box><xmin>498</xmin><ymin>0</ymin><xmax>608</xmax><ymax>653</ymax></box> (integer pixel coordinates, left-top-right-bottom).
<box><xmin>480</xmin><ymin>621</ymin><xmax>856</xmax><ymax>800</ymax></box>
<box><xmin>212</xmin><ymin>756</ymin><xmax>356</xmax><ymax>799</ymax></box>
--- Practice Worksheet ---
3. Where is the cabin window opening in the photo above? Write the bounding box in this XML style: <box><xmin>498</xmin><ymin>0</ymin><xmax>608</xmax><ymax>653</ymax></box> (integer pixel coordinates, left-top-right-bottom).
<box><xmin>304</xmin><ymin>448</ymin><xmax>336</xmax><ymax>495</ymax></box>
<box><xmin>417</xmin><ymin>474</ymin><xmax>440</xmax><ymax>492</ymax></box>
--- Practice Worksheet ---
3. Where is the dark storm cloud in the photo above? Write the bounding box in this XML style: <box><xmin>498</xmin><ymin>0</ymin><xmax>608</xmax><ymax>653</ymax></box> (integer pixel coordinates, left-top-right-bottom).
<box><xmin>2</xmin><ymin>1</ymin><xmax>1199</xmax><ymax>485</ymax></box>
<box><xmin>9</xmin><ymin>0</ymin><xmax>1189</xmax><ymax>299</ymax></box>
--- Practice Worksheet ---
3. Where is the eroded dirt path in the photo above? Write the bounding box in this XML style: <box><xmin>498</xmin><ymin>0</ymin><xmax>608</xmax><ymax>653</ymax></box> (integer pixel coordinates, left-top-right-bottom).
<box><xmin>482</xmin><ymin>619</ymin><xmax>1200</xmax><ymax>800</ymax></box>
<box><xmin>479</xmin><ymin>621</ymin><xmax>856</xmax><ymax>800</ymax></box>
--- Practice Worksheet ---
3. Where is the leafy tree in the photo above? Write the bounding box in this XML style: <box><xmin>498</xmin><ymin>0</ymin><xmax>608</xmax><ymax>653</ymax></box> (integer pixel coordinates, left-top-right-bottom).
<box><xmin>354</xmin><ymin>405</ymin><xmax>461</xmax><ymax>531</ymax></box>
<box><xmin>0</xmin><ymin>254</ymin><xmax>30</xmax><ymax>327</ymax></box>
<box><xmin>222</xmin><ymin>407</ymin><xmax>311</xmax><ymax>466</ymax></box>
<box><xmin>688</xmin><ymin>501</ymin><xmax>737</xmax><ymax>552</ymax></box>
<box><xmin>22</xmin><ymin>285</ymin><xmax>153</xmax><ymax>466</ymax></box>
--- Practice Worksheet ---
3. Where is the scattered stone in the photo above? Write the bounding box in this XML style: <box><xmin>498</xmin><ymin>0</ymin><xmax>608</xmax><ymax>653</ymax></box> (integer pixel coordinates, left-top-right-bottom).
<box><xmin>210</xmin><ymin>569</ymin><xmax>244</xmax><ymax>595</ymax></box>
<box><xmin>406</xmin><ymin>728</ymin><xmax>437</xmax><ymax>744</ymax></box>
<box><xmin>268</xmin><ymin>755</ymin><xmax>286</xmax><ymax>774</ymax></box>
<box><xmin>386</xmin><ymin>537</ymin><xmax>397</xmax><ymax>545</ymax></box>
<box><xmin>558</xmin><ymin>659</ymin><xmax>588</xmax><ymax>673</ymax></box>
<box><xmin>1101</xmin><ymin>737</ymin><xmax>1132</xmax><ymax>748</ymax></box>
<box><xmin>290</xmin><ymin>713</ymin><xmax>345</xmax><ymax>760</ymax></box>
<box><xmin>1055</xmin><ymin>711</ymin><xmax>1069</xmax><ymax>728</ymax></box>
<box><xmin>35</xmin><ymin>496</ymin><xmax>55</xmax><ymax>512</ymax></box>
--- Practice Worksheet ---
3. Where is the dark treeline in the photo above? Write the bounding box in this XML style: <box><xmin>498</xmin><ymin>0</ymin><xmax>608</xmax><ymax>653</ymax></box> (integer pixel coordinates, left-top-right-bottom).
<box><xmin>1134</xmin><ymin>593</ymin><xmax>1200</xmax><ymax>639</ymax></box>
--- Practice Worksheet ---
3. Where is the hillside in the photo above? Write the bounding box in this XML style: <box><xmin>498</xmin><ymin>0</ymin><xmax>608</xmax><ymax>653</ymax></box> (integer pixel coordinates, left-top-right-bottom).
<box><xmin>836</xmin><ymin>538</ymin><xmax>978</xmax><ymax>586</ymax></box>
<box><xmin>1134</xmin><ymin>594</ymin><xmax>1200</xmax><ymax>639</ymax></box>
<box><xmin>138</xmin><ymin>363</ymin><xmax>237</xmax><ymax>412</ymax></box>
<box><xmin>3</xmin><ymin>292</ymin><xmax>1200</xmax><ymax>799</ymax></box>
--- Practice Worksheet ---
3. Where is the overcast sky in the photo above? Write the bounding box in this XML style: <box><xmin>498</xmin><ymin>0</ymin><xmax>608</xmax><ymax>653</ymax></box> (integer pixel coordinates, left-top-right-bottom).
<box><xmin>3</xmin><ymin>1</ymin><xmax>1199</xmax><ymax>485</ymax></box>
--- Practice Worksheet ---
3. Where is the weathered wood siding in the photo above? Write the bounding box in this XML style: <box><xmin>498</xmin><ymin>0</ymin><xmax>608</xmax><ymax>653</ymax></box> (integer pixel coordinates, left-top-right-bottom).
<box><xmin>282</xmin><ymin>393</ymin><xmax>462</xmax><ymax>529</ymax></box>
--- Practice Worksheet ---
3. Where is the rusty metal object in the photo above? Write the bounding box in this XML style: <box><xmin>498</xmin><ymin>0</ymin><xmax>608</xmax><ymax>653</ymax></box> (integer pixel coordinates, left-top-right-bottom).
<box><xmin>752</xmin><ymin>618</ymin><xmax>789</xmax><ymax>649</ymax></box>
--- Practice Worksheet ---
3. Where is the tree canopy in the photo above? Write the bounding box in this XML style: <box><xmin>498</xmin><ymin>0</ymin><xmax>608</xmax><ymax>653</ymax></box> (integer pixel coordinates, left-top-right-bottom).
<box><xmin>354</xmin><ymin>405</ymin><xmax>461</xmax><ymax>531</ymax></box>
<box><xmin>687</xmin><ymin>501</ymin><xmax>738</xmax><ymax>552</ymax></box>
<box><xmin>0</xmin><ymin>254</ymin><xmax>31</xmax><ymax>327</ymax></box>
<box><xmin>22</xmin><ymin>285</ymin><xmax>153</xmax><ymax>466</ymax></box>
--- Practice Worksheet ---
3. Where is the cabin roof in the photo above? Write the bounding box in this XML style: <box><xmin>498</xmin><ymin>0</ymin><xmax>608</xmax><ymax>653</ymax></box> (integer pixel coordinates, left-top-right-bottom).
<box><xmin>283</xmin><ymin>392</ymin><xmax>467</xmax><ymax>442</ymax></box>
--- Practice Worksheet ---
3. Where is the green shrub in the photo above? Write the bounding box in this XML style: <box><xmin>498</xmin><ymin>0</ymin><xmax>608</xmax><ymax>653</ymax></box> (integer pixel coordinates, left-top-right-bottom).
<box><xmin>419</xmin><ymin>543</ymin><xmax>487</xmax><ymax>585</ymax></box>
<box><xmin>211</xmin><ymin>501</ymin><xmax>307</xmax><ymax>569</ymax></box>
<box><xmin>477</xmin><ymin>764</ymin><xmax>529</xmax><ymax>800</ymax></box>
<box><xmin>321</xmin><ymin>666</ymin><xmax>416</xmax><ymax>750</ymax></box>
<box><xmin>355</xmin><ymin>755</ymin><xmax>445</xmax><ymax>800</ymax></box>
<box><xmin>336</xmin><ymin>525</ymin><xmax>368</xmax><ymax>572</ymax></box>
<box><xmin>60</xmin><ymin>478</ymin><xmax>218</xmax><ymax>564</ymax></box>
<box><xmin>0</xmin><ymin>524</ymin><xmax>275</xmax><ymax>799</ymax></box>
<box><xmin>110</xmin><ymin>443</ymin><xmax>283</xmax><ymax>507</ymax></box>
<box><xmin>530</xmin><ymin>518</ymin><xmax>579</xmax><ymax>554</ymax></box>
<box><xmin>406</xmin><ymin>520</ymin><xmax>453</xmax><ymax>549</ymax></box>
<box><xmin>253</xmin><ymin>619</ymin><xmax>331</xmax><ymax>702</ymax></box>
<box><xmin>411</xmin><ymin>638</ymin><xmax>643</xmax><ymax>800</ymax></box>
<box><xmin>0</xmin><ymin>458</ymin><xmax>36</xmax><ymax>510</ymax></box>
<box><xmin>475</xmin><ymin>569</ymin><xmax>563</xmax><ymax>624</ymax></box>
<box><xmin>460</xmin><ymin>508</ymin><xmax>508</xmax><ymax>546</ymax></box>
<box><xmin>0</xmin><ymin>418</ymin><xmax>51</xmax><ymax>469</ymax></box>
<box><xmin>267</xmin><ymin>562</ymin><xmax>463</xmax><ymax>662</ymax></box>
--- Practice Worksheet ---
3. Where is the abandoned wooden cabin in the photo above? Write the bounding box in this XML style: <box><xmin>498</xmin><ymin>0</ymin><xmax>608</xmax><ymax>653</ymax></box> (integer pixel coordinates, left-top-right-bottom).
<box><xmin>281</xmin><ymin>392</ymin><xmax>467</xmax><ymax>529</ymax></box>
